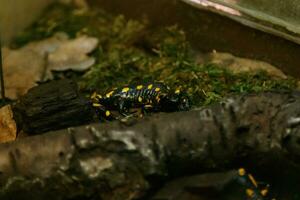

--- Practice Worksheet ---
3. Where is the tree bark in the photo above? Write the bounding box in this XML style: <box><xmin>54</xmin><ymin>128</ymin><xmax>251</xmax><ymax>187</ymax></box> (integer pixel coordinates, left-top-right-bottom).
<box><xmin>0</xmin><ymin>91</ymin><xmax>300</xmax><ymax>199</ymax></box>
<box><xmin>12</xmin><ymin>79</ymin><xmax>94</xmax><ymax>134</ymax></box>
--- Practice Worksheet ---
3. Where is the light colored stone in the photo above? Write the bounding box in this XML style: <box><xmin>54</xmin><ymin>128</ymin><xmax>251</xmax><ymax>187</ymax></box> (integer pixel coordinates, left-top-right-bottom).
<box><xmin>2</xmin><ymin>34</ymin><xmax>98</xmax><ymax>98</ymax></box>
<box><xmin>0</xmin><ymin>105</ymin><xmax>17</xmax><ymax>143</ymax></box>
<box><xmin>47</xmin><ymin>35</ymin><xmax>98</xmax><ymax>73</ymax></box>
<box><xmin>25</xmin><ymin>34</ymin><xmax>98</xmax><ymax>80</ymax></box>
<box><xmin>24</xmin><ymin>32</ymin><xmax>70</xmax><ymax>56</ymax></box>
<box><xmin>200</xmin><ymin>51</ymin><xmax>287</xmax><ymax>79</ymax></box>
<box><xmin>2</xmin><ymin>47</ymin><xmax>45</xmax><ymax>99</ymax></box>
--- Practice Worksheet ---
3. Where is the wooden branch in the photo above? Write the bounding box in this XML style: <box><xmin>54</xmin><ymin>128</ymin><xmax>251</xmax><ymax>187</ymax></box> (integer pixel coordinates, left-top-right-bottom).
<box><xmin>0</xmin><ymin>91</ymin><xmax>300</xmax><ymax>199</ymax></box>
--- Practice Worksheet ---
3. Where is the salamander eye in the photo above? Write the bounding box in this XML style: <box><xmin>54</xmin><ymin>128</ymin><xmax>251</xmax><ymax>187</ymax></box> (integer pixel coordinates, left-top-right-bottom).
<box><xmin>162</xmin><ymin>91</ymin><xmax>191</xmax><ymax>111</ymax></box>
<box><xmin>178</xmin><ymin>96</ymin><xmax>191</xmax><ymax>111</ymax></box>
<box><xmin>175</xmin><ymin>88</ymin><xmax>181</xmax><ymax>94</ymax></box>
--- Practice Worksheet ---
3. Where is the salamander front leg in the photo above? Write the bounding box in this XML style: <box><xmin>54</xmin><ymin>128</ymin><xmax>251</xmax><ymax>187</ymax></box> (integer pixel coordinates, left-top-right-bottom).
<box><xmin>118</xmin><ymin>99</ymin><xmax>131</xmax><ymax>117</ymax></box>
<box><xmin>92</xmin><ymin>102</ymin><xmax>115</xmax><ymax>121</ymax></box>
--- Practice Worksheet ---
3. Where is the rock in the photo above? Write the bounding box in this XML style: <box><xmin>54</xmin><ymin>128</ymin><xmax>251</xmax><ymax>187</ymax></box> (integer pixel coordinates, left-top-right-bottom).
<box><xmin>24</xmin><ymin>32</ymin><xmax>70</xmax><ymax>56</ymax></box>
<box><xmin>2</xmin><ymin>34</ymin><xmax>98</xmax><ymax>99</ymax></box>
<box><xmin>0</xmin><ymin>105</ymin><xmax>17</xmax><ymax>143</ymax></box>
<box><xmin>200</xmin><ymin>51</ymin><xmax>287</xmax><ymax>79</ymax></box>
<box><xmin>2</xmin><ymin>47</ymin><xmax>45</xmax><ymax>99</ymax></box>
<box><xmin>47</xmin><ymin>35</ymin><xmax>98</xmax><ymax>77</ymax></box>
<box><xmin>24</xmin><ymin>33</ymin><xmax>98</xmax><ymax>80</ymax></box>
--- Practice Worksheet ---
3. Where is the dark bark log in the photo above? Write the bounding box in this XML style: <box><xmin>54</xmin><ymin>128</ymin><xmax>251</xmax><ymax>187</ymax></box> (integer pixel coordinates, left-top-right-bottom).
<box><xmin>12</xmin><ymin>79</ymin><xmax>94</xmax><ymax>134</ymax></box>
<box><xmin>0</xmin><ymin>91</ymin><xmax>300</xmax><ymax>199</ymax></box>
<box><xmin>150</xmin><ymin>171</ymin><xmax>245</xmax><ymax>200</ymax></box>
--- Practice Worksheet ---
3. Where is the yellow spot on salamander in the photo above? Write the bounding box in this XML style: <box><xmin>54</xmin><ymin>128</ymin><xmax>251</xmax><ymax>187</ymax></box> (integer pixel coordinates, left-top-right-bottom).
<box><xmin>175</xmin><ymin>89</ymin><xmax>181</xmax><ymax>94</ymax></box>
<box><xmin>91</xmin><ymin>92</ymin><xmax>97</xmax><ymax>99</ymax></box>
<box><xmin>105</xmin><ymin>110</ymin><xmax>111</xmax><ymax>117</ymax></box>
<box><xmin>155</xmin><ymin>87</ymin><xmax>160</xmax><ymax>92</ymax></box>
<box><xmin>260</xmin><ymin>189</ymin><xmax>268</xmax><ymax>196</ymax></box>
<box><xmin>122</xmin><ymin>87</ymin><xmax>130</xmax><ymax>93</ymax></box>
<box><xmin>96</xmin><ymin>94</ymin><xmax>102</xmax><ymax>99</ymax></box>
<box><xmin>138</xmin><ymin>96</ymin><xmax>143</xmax><ymax>102</ymax></box>
<box><xmin>248</xmin><ymin>174</ymin><xmax>258</xmax><ymax>188</ymax></box>
<box><xmin>238</xmin><ymin>168</ymin><xmax>246</xmax><ymax>176</ymax></box>
<box><xmin>93</xmin><ymin>103</ymin><xmax>101</xmax><ymax>107</ymax></box>
<box><xmin>136</xmin><ymin>85</ymin><xmax>143</xmax><ymax>90</ymax></box>
<box><xmin>246</xmin><ymin>189</ymin><xmax>255</xmax><ymax>197</ymax></box>
<box><xmin>106</xmin><ymin>91</ymin><xmax>114</xmax><ymax>98</ymax></box>
<box><xmin>156</xmin><ymin>96</ymin><xmax>160</xmax><ymax>102</ymax></box>
<box><xmin>148</xmin><ymin>84</ymin><xmax>153</xmax><ymax>89</ymax></box>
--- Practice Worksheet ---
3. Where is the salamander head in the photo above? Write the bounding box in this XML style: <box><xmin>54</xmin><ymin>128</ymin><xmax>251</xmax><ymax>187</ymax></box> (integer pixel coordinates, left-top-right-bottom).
<box><xmin>160</xmin><ymin>90</ymin><xmax>191</xmax><ymax>112</ymax></box>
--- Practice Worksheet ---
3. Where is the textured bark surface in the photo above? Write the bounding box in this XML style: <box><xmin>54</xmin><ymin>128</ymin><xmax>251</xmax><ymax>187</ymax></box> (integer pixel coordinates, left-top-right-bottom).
<box><xmin>12</xmin><ymin>79</ymin><xmax>94</xmax><ymax>134</ymax></box>
<box><xmin>150</xmin><ymin>170</ymin><xmax>246</xmax><ymax>200</ymax></box>
<box><xmin>0</xmin><ymin>91</ymin><xmax>300</xmax><ymax>199</ymax></box>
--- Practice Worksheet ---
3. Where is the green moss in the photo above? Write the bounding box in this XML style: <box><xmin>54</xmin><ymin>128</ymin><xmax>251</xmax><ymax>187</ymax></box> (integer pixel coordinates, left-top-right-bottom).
<box><xmin>13</xmin><ymin>3</ymin><xmax>298</xmax><ymax>107</ymax></box>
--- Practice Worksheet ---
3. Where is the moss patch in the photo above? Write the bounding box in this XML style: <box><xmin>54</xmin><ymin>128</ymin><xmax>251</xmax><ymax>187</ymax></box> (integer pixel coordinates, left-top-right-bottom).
<box><xmin>13</xmin><ymin>3</ymin><xmax>298</xmax><ymax>107</ymax></box>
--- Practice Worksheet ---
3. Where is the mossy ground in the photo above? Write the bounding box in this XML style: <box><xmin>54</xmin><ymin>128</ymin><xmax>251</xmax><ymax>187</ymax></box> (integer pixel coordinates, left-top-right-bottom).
<box><xmin>13</xmin><ymin>3</ymin><xmax>298</xmax><ymax>107</ymax></box>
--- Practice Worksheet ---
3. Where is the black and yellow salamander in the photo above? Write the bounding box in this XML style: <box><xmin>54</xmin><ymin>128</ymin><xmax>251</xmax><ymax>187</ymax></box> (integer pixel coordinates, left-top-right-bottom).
<box><xmin>90</xmin><ymin>82</ymin><xmax>191</xmax><ymax>119</ymax></box>
<box><xmin>236</xmin><ymin>168</ymin><xmax>274</xmax><ymax>200</ymax></box>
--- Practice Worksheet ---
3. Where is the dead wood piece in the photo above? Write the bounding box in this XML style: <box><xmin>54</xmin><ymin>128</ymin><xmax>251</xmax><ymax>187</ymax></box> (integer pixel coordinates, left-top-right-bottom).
<box><xmin>0</xmin><ymin>91</ymin><xmax>299</xmax><ymax>199</ymax></box>
<box><xmin>12</xmin><ymin>79</ymin><xmax>94</xmax><ymax>134</ymax></box>
<box><xmin>0</xmin><ymin>105</ymin><xmax>17</xmax><ymax>143</ymax></box>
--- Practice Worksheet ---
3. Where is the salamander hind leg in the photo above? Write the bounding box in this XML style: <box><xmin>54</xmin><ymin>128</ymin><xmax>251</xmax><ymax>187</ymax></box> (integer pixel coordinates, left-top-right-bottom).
<box><xmin>141</xmin><ymin>104</ymin><xmax>154</xmax><ymax>115</ymax></box>
<box><xmin>92</xmin><ymin>102</ymin><xmax>115</xmax><ymax>121</ymax></box>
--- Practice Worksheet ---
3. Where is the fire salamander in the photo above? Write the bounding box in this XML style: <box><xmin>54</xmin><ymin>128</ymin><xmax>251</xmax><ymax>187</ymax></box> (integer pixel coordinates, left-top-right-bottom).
<box><xmin>236</xmin><ymin>168</ymin><xmax>274</xmax><ymax>200</ymax></box>
<box><xmin>90</xmin><ymin>82</ymin><xmax>191</xmax><ymax>120</ymax></box>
